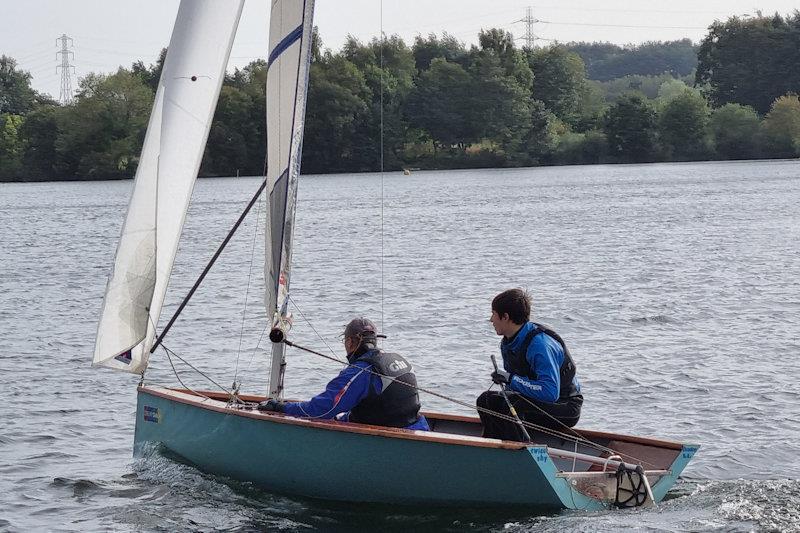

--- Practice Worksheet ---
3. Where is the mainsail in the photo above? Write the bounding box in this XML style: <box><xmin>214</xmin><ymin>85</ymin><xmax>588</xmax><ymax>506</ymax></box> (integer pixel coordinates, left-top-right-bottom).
<box><xmin>93</xmin><ymin>0</ymin><xmax>244</xmax><ymax>373</ymax></box>
<box><xmin>264</xmin><ymin>0</ymin><xmax>316</xmax><ymax>397</ymax></box>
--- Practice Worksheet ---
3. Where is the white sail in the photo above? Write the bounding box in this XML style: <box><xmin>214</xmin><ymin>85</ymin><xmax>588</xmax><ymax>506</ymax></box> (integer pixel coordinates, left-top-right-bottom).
<box><xmin>265</xmin><ymin>0</ymin><xmax>316</xmax><ymax>397</ymax></box>
<box><xmin>93</xmin><ymin>0</ymin><xmax>245</xmax><ymax>373</ymax></box>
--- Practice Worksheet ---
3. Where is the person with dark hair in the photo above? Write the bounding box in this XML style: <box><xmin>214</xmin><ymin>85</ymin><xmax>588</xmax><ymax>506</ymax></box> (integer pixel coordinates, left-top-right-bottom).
<box><xmin>477</xmin><ymin>289</ymin><xmax>583</xmax><ymax>441</ymax></box>
<box><xmin>257</xmin><ymin>318</ymin><xmax>429</xmax><ymax>431</ymax></box>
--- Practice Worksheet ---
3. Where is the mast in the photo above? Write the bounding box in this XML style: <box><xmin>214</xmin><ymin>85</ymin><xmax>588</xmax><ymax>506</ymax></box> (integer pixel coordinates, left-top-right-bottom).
<box><xmin>264</xmin><ymin>0</ymin><xmax>316</xmax><ymax>398</ymax></box>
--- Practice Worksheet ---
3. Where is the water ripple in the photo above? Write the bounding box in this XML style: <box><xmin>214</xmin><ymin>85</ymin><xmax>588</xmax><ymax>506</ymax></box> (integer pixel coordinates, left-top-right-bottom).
<box><xmin>1</xmin><ymin>161</ymin><xmax>799</xmax><ymax>530</ymax></box>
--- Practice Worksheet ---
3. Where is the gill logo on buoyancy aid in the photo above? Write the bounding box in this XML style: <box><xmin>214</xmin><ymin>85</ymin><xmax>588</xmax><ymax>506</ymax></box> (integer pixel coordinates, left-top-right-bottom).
<box><xmin>388</xmin><ymin>359</ymin><xmax>409</xmax><ymax>372</ymax></box>
<box><xmin>501</xmin><ymin>323</ymin><xmax>580</xmax><ymax>400</ymax></box>
<box><xmin>348</xmin><ymin>350</ymin><xmax>421</xmax><ymax>428</ymax></box>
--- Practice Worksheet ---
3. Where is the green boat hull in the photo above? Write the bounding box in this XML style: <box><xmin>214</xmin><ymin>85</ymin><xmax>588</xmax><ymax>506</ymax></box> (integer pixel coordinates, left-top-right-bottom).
<box><xmin>134</xmin><ymin>387</ymin><xmax>697</xmax><ymax>509</ymax></box>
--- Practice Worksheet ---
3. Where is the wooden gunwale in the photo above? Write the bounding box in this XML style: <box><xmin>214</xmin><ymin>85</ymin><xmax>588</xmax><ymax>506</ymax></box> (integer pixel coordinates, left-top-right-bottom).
<box><xmin>144</xmin><ymin>386</ymin><xmax>685</xmax><ymax>453</ymax></box>
<box><xmin>140</xmin><ymin>385</ymin><xmax>527</xmax><ymax>450</ymax></box>
<box><xmin>423</xmin><ymin>411</ymin><xmax>683</xmax><ymax>450</ymax></box>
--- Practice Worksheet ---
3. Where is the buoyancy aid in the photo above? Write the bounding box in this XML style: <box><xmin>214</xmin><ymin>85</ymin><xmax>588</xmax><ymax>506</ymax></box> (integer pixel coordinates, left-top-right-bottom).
<box><xmin>501</xmin><ymin>322</ymin><xmax>581</xmax><ymax>401</ymax></box>
<box><xmin>348</xmin><ymin>350</ymin><xmax>422</xmax><ymax>428</ymax></box>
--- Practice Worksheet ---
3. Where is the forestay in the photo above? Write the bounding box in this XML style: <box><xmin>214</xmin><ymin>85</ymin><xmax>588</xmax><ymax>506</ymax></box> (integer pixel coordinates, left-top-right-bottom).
<box><xmin>93</xmin><ymin>0</ymin><xmax>244</xmax><ymax>373</ymax></box>
<box><xmin>264</xmin><ymin>0</ymin><xmax>315</xmax><ymax>397</ymax></box>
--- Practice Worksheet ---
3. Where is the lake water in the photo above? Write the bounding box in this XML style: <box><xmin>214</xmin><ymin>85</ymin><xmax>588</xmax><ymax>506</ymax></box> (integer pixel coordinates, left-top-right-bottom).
<box><xmin>1</xmin><ymin>160</ymin><xmax>799</xmax><ymax>532</ymax></box>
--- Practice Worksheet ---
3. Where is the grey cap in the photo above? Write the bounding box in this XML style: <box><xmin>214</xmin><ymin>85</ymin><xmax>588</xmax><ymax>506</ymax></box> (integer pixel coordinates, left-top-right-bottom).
<box><xmin>343</xmin><ymin>317</ymin><xmax>385</xmax><ymax>339</ymax></box>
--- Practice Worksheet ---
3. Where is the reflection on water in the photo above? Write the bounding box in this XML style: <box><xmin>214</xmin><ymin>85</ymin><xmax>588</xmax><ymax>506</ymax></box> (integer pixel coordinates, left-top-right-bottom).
<box><xmin>1</xmin><ymin>160</ymin><xmax>799</xmax><ymax>531</ymax></box>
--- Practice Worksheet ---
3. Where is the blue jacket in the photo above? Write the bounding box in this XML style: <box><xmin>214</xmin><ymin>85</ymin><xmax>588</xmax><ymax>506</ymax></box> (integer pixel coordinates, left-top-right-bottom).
<box><xmin>282</xmin><ymin>351</ymin><xmax>430</xmax><ymax>431</ymax></box>
<box><xmin>501</xmin><ymin>322</ymin><xmax>581</xmax><ymax>403</ymax></box>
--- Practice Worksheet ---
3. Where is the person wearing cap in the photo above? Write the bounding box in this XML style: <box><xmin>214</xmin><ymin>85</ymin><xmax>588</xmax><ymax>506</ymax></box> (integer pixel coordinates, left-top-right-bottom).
<box><xmin>257</xmin><ymin>318</ymin><xmax>430</xmax><ymax>431</ymax></box>
<box><xmin>477</xmin><ymin>288</ymin><xmax>583</xmax><ymax>441</ymax></box>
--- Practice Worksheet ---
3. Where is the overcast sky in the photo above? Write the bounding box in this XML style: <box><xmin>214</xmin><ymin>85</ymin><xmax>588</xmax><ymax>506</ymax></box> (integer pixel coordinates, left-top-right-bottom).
<box><xmin>3</xmin><ymin>0</ymin><xmax>799</xmax><ymax>100</ymax></box>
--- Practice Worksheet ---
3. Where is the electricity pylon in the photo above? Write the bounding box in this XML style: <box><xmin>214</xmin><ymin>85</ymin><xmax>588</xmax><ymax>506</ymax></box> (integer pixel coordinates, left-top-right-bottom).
<box><xmin>56</xmin><ymin>34</ymin><xmax>75</xmax><ymax>105</ymax></box>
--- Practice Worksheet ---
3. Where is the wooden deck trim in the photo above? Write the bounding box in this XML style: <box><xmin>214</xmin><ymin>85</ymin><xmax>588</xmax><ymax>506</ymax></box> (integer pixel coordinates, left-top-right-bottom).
<box><xmin>574</xmin><ymin>429</ymin><xmax>684</xmax><ymax>451</ymax></box>
<box><xmin>427</xmin><ymin>410</ymin><xmax>684</xmax><ymax>451</ymax></box>
<box><xmin>150</xmin><ymin>387</ymin><xmax>685</xmax><ymax>452</ymax></box>
<box><xmin>139</xmin><ymin>386</ymin><xmax>530</xmax><ymax>451</ymax></box>
<box><xmin>421</xmin><ymin>411</ymin><xmax>482</xmax><ymax>424</ymax></box>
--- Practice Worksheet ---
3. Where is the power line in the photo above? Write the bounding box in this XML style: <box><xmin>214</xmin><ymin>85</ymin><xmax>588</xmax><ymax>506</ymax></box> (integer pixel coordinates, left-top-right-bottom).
<box><xmin>529</xmin><ymin>3</ymin><xmax>730</xmax><ymax>16</ymax></box>
<box><xmin>543</xmin><ymin>20</ymin><xmax>708</xmax><ymax>30</ymax></box>
<box><xmin>10</xmin><ymin>45</ymin><xmax>55</xmax><ymax>63</ymax></box>
<box><xmin>56</xmin><ymin>34</ymin><xmax>75</xmax><ymax>105</ymax></box>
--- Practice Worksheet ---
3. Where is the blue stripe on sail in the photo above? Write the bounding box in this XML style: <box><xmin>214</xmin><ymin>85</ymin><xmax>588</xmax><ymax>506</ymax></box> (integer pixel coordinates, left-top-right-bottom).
<box><xmin>268</xmin><ymin>25</ymin><xmax>303</xmax><ymax>68</ymax></box>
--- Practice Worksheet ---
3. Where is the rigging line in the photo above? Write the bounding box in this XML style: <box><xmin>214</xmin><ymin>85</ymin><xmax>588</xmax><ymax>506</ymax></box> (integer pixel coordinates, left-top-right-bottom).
<box><xmin>487</xmin><ymin>381</ymin><xmax>592</xmax><ymax>449</ymax></box>
<box><xmin>149</xmin><ymin>309</ymin><xmax>227</xmax><ymax>401</ymax></box>
<box><xmin>280</xmin><ymin>338</ymin><xmax>643</xmax><ymax>462</ymax></box>
<box><xmin>241</xmin><ymin>322</ymin><xmax>269</xmax><ymax>380</ymax></box>
<box><xmin>161</xmin><ymin>343</ymin><xmax>231</xmax><ymax>394</ymax></box>
<box><xmin>482</xmin><ymin>386</ymin><xmax>659</xmax><ymax>470</ymax></box>
<box><xmin>234</xmin><ymin>188</ymin><xmax>265</xmax><ymax>384</ymax></box>
<box><xmin>141</xmin><ymin>380</ymin><xmax>246</xmax><ymax>406</ymax></box>
<box><xmin>162</xmin><ymin>345</ymin><xmax>216</xmax><ymax>401</ymax></box>
<box><xmin>288</xmin><ymin>295</ymin><xmax>339</xmax><ymax>357</ymax></box>
<box><xmin>151</xmin><ymin>177</ymin><xmax>269</xmax><ymax>353</ymax></box>
<box><xmin>379</xmin><ymin>0</ymin><xmax>385</xmax><ymax>331</ymax></box>
<box><xmin>237</xmin><ymin>295</ymin><xmax>340</xmax><ymax>400</ymax></box>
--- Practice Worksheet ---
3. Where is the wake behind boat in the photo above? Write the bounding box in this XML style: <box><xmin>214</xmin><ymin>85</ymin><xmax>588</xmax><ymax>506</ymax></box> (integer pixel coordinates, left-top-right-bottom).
<box><xmin>92</xmin><ymin>0</ymin><xmax>697</xmax><ymax>511</ymax></box>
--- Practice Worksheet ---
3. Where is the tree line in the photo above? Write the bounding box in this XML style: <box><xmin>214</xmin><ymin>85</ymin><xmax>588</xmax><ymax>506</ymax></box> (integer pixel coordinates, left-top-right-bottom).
<box><xmin>1</xmin><ymin>12</ymin><xmax>800</xmax><ymax>182</ymax></box>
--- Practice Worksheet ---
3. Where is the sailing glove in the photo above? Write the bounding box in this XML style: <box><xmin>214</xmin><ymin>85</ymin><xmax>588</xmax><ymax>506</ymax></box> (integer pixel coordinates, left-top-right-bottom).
<box><xmin>257</xmin><ymin>399</ymin><xmax>285</xmax><ymax>412</ymax></box>
<box><xmin>491</xmin><ymin>369</ymin><xmax>512</xmax><ymax>385</ymax></box>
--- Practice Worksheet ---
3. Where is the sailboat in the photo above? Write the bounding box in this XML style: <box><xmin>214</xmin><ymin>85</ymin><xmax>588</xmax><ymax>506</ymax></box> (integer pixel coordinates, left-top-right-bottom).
<box><xmin>92</xmin><ymin>0</ymin><xmax>698</xmax><ymax>509</ymax></box>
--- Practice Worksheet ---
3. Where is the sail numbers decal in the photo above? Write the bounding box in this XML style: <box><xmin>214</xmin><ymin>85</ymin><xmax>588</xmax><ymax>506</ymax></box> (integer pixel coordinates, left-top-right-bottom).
<box><xmin>143</xmin><ymin>406</ymin><xmax>161</xmax><ymax>423</ymax></box>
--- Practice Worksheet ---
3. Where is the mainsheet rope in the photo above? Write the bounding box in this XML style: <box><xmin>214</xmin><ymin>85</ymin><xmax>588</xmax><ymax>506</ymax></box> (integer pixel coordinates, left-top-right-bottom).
<box><xmin>275</xmin><ymin>337</ymin><xmax>656</xmax><ymax>467</ymax></box>
<box><xmin>152</xmin><ymin>299</ymin><xmax>656</xmax><ymax>467</ymax></box>
<box><xmin>281</xmin><ymin>296</ymin><xmax>654</xmax><ymax>466</ymax></box>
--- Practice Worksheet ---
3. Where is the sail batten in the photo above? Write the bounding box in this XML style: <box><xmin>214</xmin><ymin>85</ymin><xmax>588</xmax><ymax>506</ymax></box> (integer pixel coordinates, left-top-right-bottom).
<box><xmin>93</xmin><ymin>0</ymin><xmax>245</xmax><ymax>373</ymax></box>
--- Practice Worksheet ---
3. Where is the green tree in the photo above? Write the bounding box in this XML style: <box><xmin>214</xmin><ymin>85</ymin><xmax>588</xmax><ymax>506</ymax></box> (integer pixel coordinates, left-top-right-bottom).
<box><xmin>696</xmin><ymin>13</ymin><xmax>800</xmax><ymax>114</ymax></box>
<box><xmin>477</xmin><ymin>29</ymin><xmax>533</xmax><ymax>89</ymax></box>
<box><xmin>568</xmin><ymin>39</ymin><xmax>697</xmax><ymax>81</ymax></box>
<box><xmin>405</xmin><ymin>58</ymin><xmax>476</xmax><ymax>149</ymax></box>
<box><xmin>520</xmin><ymin>100</ymin><xmax>557</xmax><ymax>164</ymax></box>
<box><xmin>336</xmin><ymin>35</ymin><xmax>416</xmax><ymax>171</ymax></box>
<box><xmin>19</xmin><ymin>105</ymin><xmax>65</xmax><ymax>180</ymax></box>
<box><xmin>0</xmin><ymin>56</ymin><xmax>43</xmax><ymax>115</ymax></box>
<box><xmin>656</xmin><ymin>79</ymin><xmax>691</xmax><ymax>104</ymax></box>
<box><xmin>130</xmin><ymin>48</ymin><xmax>167</xmax><ymax>93</ymax></box>
<box><xmin>658</xmin><ymin>88</ymin><xmax>711</xmax><ymax>160</ymax></box>
<box><xmin>56</xmin><ymin>69</ymin><xmax>154</xmax><ymax>179</ymax></box>
<box><xmin>527</xmin><ymin>46</ymin><xmax>587</xmax><ymax>125</ymax></box>
<box><xmin>603</xmin><ymin>93</ymin><xmax>658</xmax><ymax>162</ymax></box>
<box><xmin>201</xmin><ymin>85</ymin><xmax>255</xmax><ymax>176</ymax></box>
<box><xmin>553</xmin><ymin>130</ymin><xmax>608</xmax><ymax>164</ymax></box>
<box><xmin>227</xmin><ymin>59</ymin><xmax>268</xmax><ymax>174</ymax></box>
<box><xmin>302</xmin><ymin>54</ymin><xmax>370</xmax><ymax>173</ymax></box>
<box><xmin>0</xmin><ymin>113</ymin><xmax>24</xmax><ymax>179</ymax></box>
<box><xmin>412</xmin><ymin>33</ymin><xmax>467</xmax><ymax>72</ymax></box>
<box><xmin>709</xmin><ymin>103</ymin><xmax>761</xmax><ymax>159</ymax></box>
<box><xmin>761</xmin><ymin>94</ymin><xmax>800</xmax><ymax>158</ymax></box>
<box><xmin>573</xmin><ymin>80</ymin><xmax>607</xmax><ymax>131</ymax></box>
<box><xmin>600</xmin><ymin>73</ymin><xmax>690</xmax><ymax>103</ymax></box>
<box><xmin>468</xmin><ymin>51</ymin><xmax>532</xmax><ymax>157</ymax></box>
<box><xmin>478</xmin><ymin>28</ymin><xmax>515</xmax><ymax>60</ymax></box>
